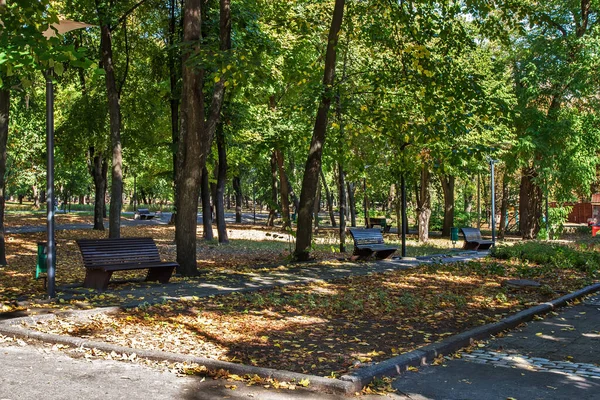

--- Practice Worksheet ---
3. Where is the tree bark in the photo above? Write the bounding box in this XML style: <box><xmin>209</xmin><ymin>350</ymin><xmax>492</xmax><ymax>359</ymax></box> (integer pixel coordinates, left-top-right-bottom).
<box><xmin>267</xmin><ymin>151</ymin><xmax>278</xmax><ymax>226</ymax></box>
<box><xmin>338</xmin><ymin>162</ymin><xmax>347</xmax><ymax>253</ymax></box>
<box><xmin>347</xmin><ymin>182</ymin><xmax>356</xmax><ymax>227</ymax></box>
<box><xmin>440</xmin><ymin>174</ymin><xmax>455</xmax><ymax>237</ymax></box>
<box><xmin>0</xmin><ymin>87</ymin><xmax>8</xmax><ymax>265</ymax></box>
<box><xmin>201</xmin><ymin>166</ymin><xmax>214</xmax><ymax>240</ymax></box>
<box><xmin>293</xmin><ymin>0</ymin><xmax>345</xmax><ymax>260</ymax></box>
<box><xmin>416</xmin><ymin>167</ymin><xmax>431</xmax><ymax>242</ymax></box>
<box><xmin>519</xmin><ymin>166</ymin><xmax>542</xmax><ymax>239</ymax></box>
<box><xmin>499</xmin><ymin>172</ymin><xmax>509</xmax><ymax>239</ymax></box>
<box><xmin>275</xmin><ymin>149</ymin><xmax>291</xmax><ymax>229</ymax></box>
<box><xmin>215</xmin><ymin>122</ymin><xmax>228</xmax><ymax>243</ymax></box>
<box><xmin>88</xmin><ymin>147</ymin><xmax>108</xmax><ymax>231</ymax></box>
<box><xmin>233</xmin><ymin>176</ymin><xmax>242</xmax><ymax>223</ymax></box>
<box><xmin>97</xmin><ymin>8</ymin><xmax>123</xmax><ymax>239</ymax></box>
<box><xmin>33</xmin><ymin>185</ymin><xmax>40</xmax><ymax>209</ymax></box>
<box><xmin>284</xmin><ymin>170</ymin><xmax>299</xmax><ymax>211</ymax></box>
<box><xmin>320</xmin><ymin>168</ymin><xmax>337</xmax><ymax>227</ymax></box>
<box><xmin>313</xmin><ymin>178</ymin><xmax>321</xmax><ymax>233</ymax></box>
<box><xmin>175</xmin><ymin>0</ymin><xmax>230</xmax><ymax>275</ymax></box>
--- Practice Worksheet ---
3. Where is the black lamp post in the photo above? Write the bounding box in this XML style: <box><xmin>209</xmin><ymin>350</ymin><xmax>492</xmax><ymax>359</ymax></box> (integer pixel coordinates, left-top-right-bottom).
<box><xmin>43</xmin><ymin>20</ymin><xmax>93</xmax><ymax>299</ymax></box>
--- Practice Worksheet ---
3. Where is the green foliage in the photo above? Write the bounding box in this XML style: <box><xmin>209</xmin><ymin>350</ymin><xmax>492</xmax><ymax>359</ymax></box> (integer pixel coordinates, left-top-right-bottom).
<box><xmin>491</xmin><ymin>242</ymin><xmax>600</xmax><ymax>276</ymax></box>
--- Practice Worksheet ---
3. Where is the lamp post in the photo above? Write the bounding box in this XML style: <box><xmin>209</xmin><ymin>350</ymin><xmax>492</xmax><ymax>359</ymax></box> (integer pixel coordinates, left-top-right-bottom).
<box><xmin>43</xmin><ymin>20</ymin><xmax>93</xmax><ymax>299</ymax></box>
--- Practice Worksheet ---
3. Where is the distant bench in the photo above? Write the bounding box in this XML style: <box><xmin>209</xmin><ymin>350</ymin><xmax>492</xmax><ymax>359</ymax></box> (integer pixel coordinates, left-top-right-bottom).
<box><xmin>460</xmin><ymin>227</ymin><xmax>494</xmax><ymax>251</ymax></box>
<box><xmin>76</xmin><ymin>237</ymin><xmax>178</xmax><ymax>291</ymax></box>
<box><xmin>367</xmin><ymin>217</ymin><xmax>391</xmax><ymax>233</ymax></box>
<box><xmin>134</xmin><ymin>208</ymin><xmax>155</xmax><ymax>220</ymax></box>
<box><xmin>348</xmin><ymin>228</ymin><xmax>397</xmax><ymax>260</ymax></box>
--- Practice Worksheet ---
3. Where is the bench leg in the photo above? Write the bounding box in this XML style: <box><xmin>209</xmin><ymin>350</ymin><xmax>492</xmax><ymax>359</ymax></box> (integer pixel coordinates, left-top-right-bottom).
<box><xmin>374</xmin><ymin>249</ymin><xmax>396</xmax><ymax>259</ymax></box>
<box><xmin>146</xmin><ymin>266</ymin><xmax>175</xmax><ymax>283</ymax></box>
<box><xmin>462</xmin><ymin>242</ymin><xmax>480</xmax><ymax>251</ymax></box>
<box><xmin>351</xmin><ymin>249</ymin><xmax>375</xmax><ymax>261</ymax></box>
<box><xmin>83</xmin><ymin>269</ymin><xmax>113</xmax><ymax>291</ymax></box>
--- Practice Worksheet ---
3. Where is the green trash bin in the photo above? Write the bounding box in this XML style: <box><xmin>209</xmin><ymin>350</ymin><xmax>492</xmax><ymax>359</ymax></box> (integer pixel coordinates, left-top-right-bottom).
<box><xmin>35</xmin><ymin>241</ymin><xmax>48</xmax><ymax>280</ymax></box>
<box><xmin>451</xmin><ymin>227</ymin><xmax>459</xmax><ymax>247</ymax></box>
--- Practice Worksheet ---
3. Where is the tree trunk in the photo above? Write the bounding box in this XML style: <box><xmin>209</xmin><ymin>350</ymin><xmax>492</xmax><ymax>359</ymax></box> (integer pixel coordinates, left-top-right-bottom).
<box><xmin>201</xmin><ymin>167</ymin><xmax>214</xmax><ymax>240</ymax></box>
<box><xmin>169</xmin><ymin>0</ymin><xmax>180</xmax><ymax>216</ymax></box>
<box><xmin>416</xmin><ymin>167</ymin><xmax>431</xmax><ymax>242</ymax></box>
<box><xmin>313</xmin><ymin>179</ymin><xmax>321</xmax><ymax>233</ymax></box>
<box><xmin>440</xmin><ymin>174</ymin><xmax>455</xmax><ymax>237</ymax></box>
<box><xmin>0</xmin><ymin>87</ymin><xmax>8</xmax><ymax>265</ymax></box>
<box><xmin>293</xmin><ymin>0</ymin><xmax>345</xmax><ymax>260</ymax></box>
<box><xmin>215</xmin><ymin>122</ymin><xmax>228</xmax><ymax>243</ymax></box>
<box><xmin>320</xmin><ymin>168</ymin><xmax>337</xmax><ymax>227</ymax></box>
<box><xmin>284</xmin><ymin>170</ymin><xmax>299</xmax><ymax>211</ymax></box>
<box><xmin>233</xmin><ymin>176</ymin><xmax>242</xmax><ymax>223</ymax></box>
<box><xmin>267</xmin><ymin>151</ymin><xmax>278</xmax><ymax>226</ymax></box>
<box><xmin>88</xmin><ymin>148</ymin><xmax>107</xmax><ymax>231</ymax></box>
<box><xmin>97</xmin><ymin>12</ymin><xmax>123</xmax><ymax>239</ymax></box>
<box><xmin>275</xmin><ymin>149</ymin><xmax>291</xmax><ymax>230</ymax></box>
<box><xmin>338</xmin><ymin>162</ymin><xmax>347</xmax><ymax>253</ymax></box>
<box><xmin>499</xmin><ymin>173</ymin><xmax>509</xmax><ymax>239</ymax></box>
<box><xmin>519</xmin><ymin>166</ymin><xmax>542</xmax><ymax>239</ymax></box>
<box><xmin>347</xmin><ymin>182</ymin><xmax>356</xmax><ymax>227</ymax></box>
<box><xmin>175</xmin><ymin>0</ymin><xmax>231</xmax><ymax>275</ymax></box>
<box><xmin>32</xmin><ymin>185</ymin><xmax>40</xmax><ymax>209</ymax></box>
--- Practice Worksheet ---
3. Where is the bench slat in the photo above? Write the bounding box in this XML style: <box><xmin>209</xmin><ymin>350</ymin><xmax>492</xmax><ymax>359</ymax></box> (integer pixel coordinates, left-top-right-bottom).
<box><xmin>348</xmin><ymin>228</ymin><xmax>397</xmax><ymax>260</ymax></box>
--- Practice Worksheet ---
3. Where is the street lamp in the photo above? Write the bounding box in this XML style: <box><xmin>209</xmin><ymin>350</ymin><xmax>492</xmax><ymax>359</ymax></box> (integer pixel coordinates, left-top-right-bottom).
<box><xmin>43</xmin><ymin>20</ymin><xmax>93</xmax><ymax>299</ymax></box>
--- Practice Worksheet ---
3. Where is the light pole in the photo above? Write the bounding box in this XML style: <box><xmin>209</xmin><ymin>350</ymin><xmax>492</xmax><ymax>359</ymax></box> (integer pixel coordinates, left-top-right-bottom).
<box><xmin>43</xmin><ymin>20</ymin><xmax>93</xmax><ymax>299</ymax></box>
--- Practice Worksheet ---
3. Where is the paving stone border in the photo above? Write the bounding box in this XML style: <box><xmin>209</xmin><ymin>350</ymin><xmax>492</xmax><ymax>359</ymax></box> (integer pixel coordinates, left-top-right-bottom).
<box><xmin>1</xmin><ymin>279</ymin><xmax>599</xmax><ymax>395</ymax></box>
<box><xmin>462</xmin><ymin>350</ymin><xmax>600</xmax><ymax>379</ymax></box>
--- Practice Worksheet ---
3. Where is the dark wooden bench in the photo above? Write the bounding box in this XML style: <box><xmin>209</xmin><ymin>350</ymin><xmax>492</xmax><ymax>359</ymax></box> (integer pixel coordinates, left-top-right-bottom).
<box><xmin>367</xmin><ymin>217</ymin><xmax>391</xmax><ymax>233</ymax></box>
<box><xmin>460</xmin><ymin>227</ymin><xmax>494</xmax><ymax>251</ymax></box>
<box><xmin>348</xmin><ymin>228</ymin><xmax>397</xmax><ymax>260</ymax></box>
<box><xmin>76</xmin><ymin>237</ymin><xmax>178</xmax><ymax>291</ymax></box>
<box><xmin>134</xmin><ymin>208</ymin><xmax>155</xmax><ymax>220</ymax></box>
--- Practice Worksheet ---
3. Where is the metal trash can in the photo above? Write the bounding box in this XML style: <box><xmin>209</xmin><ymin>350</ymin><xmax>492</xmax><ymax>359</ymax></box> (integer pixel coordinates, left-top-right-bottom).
<box><xmin>35</xmin><ymin>242</ymin><xmax>48</xmax><ymax>280</ymax></box>
<box><xmin>451</xmin><ymin>227</ymin><xmax>459</xmax><ymax>247</ymax></box>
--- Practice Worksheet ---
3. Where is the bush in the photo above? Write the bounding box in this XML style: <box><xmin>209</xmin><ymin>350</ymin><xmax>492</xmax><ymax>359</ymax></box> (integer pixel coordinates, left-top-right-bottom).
<box><xmin>491</xmin><ymin>241</ymin><xmax>600</xmax><ymax>275</ymax></box>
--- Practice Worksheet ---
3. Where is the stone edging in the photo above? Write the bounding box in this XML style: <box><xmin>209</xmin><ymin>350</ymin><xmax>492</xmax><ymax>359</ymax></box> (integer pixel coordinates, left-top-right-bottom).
<box><xmin>1</xmin><ymin>283</ymin><xmax>599</xmax><ymax>395</ymax></box>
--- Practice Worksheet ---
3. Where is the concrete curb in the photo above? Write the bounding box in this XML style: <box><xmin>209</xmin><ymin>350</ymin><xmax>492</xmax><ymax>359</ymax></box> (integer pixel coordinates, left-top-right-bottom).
<box><xmin>2</xmin><ymin>283</ymin><xmax>598</xmax><ymax>396</ymax></box>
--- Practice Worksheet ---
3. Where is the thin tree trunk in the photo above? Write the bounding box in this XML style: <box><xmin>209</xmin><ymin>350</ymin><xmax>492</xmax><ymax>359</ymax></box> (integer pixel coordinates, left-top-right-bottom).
<box><xmin>276</xmin><ymin>149</ymin><xmax>291</xmax><ymax>229</ymax></box>
<box><xmin>88</xmin><ymin>148</ymin><xmax>107</xmax><ymax>231</ymax></box>
<box><xmin>215</xmin><ymin>122</ymin><xmax>228</xmax><ymax>243</ymax></box>
<box><xmin>33</xmin><ymin>186</ymin><xmax>40</xmax><ymax>209</ymax></box>
<box><xmin>284</xmin><ymin>171</ymin><xmax>299</xmax><ymax>211</ymax></box>
<box><xmin>440</xmin><ymin>174</ymin><xmax>455</xmax><ymax>237</ymax></box>
<box><xmin>267</xmin><ymin>151</ymin><xmax>278</xmax><ymax>226</ymax></box>
<box><xmin>416</xmin><ymin>167</ymin><xmax>431</xmax><ymax>242</ymax></box>
<box><xmin>294</xmin><ymin>0</ymin><xmax>345</xmax><ymax>260</ymax></box>
<box><xmin>314</xmin><ymin>178</ymin><xmax>321</xmax><ymax>233</ymax></box>
<box><xmin>499</xmin><ymin>172</ymin><xmax>509</xmax><ymax>239</ymax></box>
<box><xmin>97</xmin><ymin>9</ymin><xmax>123</xmax><ymax>239</ymax></box>
<box><xmin>201</xmin><ymin>166</ymin><xmax>214</xmax><ymax>240</ymax></box>
<box><xmin>338</xmin><ymin>163</ymin><xmax>347</xmax><ymax>253</ymax></box>
<box><xmin>233</xmin><ymin>176</ymin><xmax>242</xmax><ymax>223</ymax></box>
<box><xmin>320</xmin><ymin>168</ymin><xmax>337</xmax><ymax>227</ymax></box>
<box><xmin>0</xmin><ymin>87</ymin><xmax>8</xmax><ymax>265</ymax></box>
<box><xmin>347</xmin><ymin>182</ymin><xmax>356</xmax><ymax>227</ymax></box>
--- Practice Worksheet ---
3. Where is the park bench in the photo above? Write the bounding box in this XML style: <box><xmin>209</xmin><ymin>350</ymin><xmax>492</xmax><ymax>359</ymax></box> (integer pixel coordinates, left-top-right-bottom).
<box><xmin>348</xmin><ymin>228</ymin><xmax>397</xmax><ymax>260</ymax></box>
<box><xmin>460</xmin><ymin>227</ymin><xmax>494</xmax><ymax>251</ymax></box>
<box><xmin>76</xmin><ymin>237</ymin><xmax>178</xmax><ymax>291</ymax></box>
<box><xmin>134</xmin><ymin>208</ymin><xmax>155</xmax><ymax>220</ymax></box>
<box><xmin>367</xmin><ymin>217</ymin><xmax>391</xmax><ymax>233</ymax></box>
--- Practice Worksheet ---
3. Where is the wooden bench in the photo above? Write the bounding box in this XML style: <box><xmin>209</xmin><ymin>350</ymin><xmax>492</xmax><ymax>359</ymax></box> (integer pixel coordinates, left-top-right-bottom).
<box><xmin>134</xmin><ymin>208</ymin><xmax>155</xmax><ymax>220</ymax></box>
<box><xmin>348</xmin><ymin>228</ymin><xmax>397</xmax><ymax>260</ymax></box>
<box><xmin>460</xmin><ymin>227</ymin><xmax>494</xmax><ymax>251</ymax></box>
<box><xmin>367</xmin><ymin>217</ymin><xmax>391</xmax><ymax>233</ymax></box>
<box><xmin>76</xmin><ymin>237</ymin><xmax>178</xmax><ymax>291</ymax></box>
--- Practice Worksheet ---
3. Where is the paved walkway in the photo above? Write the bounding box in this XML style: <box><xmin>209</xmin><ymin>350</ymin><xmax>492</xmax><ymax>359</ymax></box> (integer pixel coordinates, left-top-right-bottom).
<box><xmin>391</xmin><ymin>295</ymin><xmax>600</xmax><ymax>399</ymax></box>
